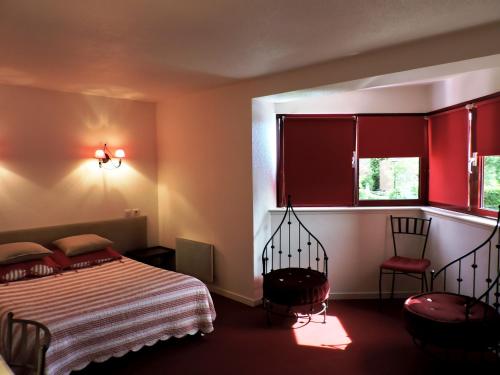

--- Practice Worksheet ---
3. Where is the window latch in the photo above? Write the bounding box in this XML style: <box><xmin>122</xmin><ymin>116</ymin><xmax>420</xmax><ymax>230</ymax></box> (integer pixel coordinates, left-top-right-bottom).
<box><xmin>468</xmin><ymin>152</ymin><xmax>477</xmax><ymax>174</ymax></box>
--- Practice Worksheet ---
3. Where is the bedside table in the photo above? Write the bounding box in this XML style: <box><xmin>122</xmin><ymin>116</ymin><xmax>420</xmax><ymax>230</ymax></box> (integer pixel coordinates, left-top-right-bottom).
<box><xmin>127</xmin><ymin>246</ymin><xmax>176</xmax><ymax>271</ymax></box>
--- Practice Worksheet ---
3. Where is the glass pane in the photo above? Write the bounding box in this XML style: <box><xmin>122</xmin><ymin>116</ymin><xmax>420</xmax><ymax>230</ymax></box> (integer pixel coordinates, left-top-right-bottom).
<box><xmin>482</xmin><ymin>155</ymin><xmax>500</xmax><ymax>211</ymax></box>
<box><xmin>359</xmin><ymin>157</ymin><xmax>419</xmax><ymax>200</ymax></box>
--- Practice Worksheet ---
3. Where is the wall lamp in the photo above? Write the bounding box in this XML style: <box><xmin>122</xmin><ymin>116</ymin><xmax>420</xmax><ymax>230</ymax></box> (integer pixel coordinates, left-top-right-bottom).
<box><xmin>95</xmin><ymin>144</ymin><xmax>125</xmax><ymax>168</ymax></box>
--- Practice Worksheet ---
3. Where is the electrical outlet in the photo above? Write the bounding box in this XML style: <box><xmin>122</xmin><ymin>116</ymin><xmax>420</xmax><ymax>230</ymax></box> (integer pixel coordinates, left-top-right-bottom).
<box><xmin>132</xmin><ymin>208</ymin><xmax>141</xmax><ymax>216</ymax></box>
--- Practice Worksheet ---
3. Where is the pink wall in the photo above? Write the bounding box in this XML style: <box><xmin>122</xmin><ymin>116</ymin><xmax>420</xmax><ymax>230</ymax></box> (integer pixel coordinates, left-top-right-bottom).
<box><xmin>0</xmin><ymin>84</ymin><xmax>159</xmax><ymax>246</ymax></box>
<box><xmin>157</xmin><ymin>91</ymin><xmax>255</xmax><ymax>302</ymax></box>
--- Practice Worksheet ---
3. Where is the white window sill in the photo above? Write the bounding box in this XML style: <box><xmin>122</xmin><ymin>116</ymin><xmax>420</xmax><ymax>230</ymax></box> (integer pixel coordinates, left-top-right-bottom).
<box><xmin>420</xmin><ymin>206</ymin><xmax>497</xmax><ymax>228</ymax></box>
<box><xmin>269</xmin><ymin>206</ymin><xmax>498</xmax><ymax>228</ymax></box>
<box><xmin>269</xmin><ymin>206</ymin><xmax>421</xmax><ymax>214</ymax></box>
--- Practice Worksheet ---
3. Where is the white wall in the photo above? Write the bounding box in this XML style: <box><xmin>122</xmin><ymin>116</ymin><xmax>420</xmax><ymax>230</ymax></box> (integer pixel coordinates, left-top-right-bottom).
<box><xmin>275</xmin><ymin>84</ymin><xmax>433</xmax><ymax>114</ymax></box>
<box><xmin>269</xmin><ymin>208</ymin><xmax>423</xmax><ymax>298</ymax></box>
<box><xmin>0</xmin><ymin>84</ymin><xmax>159</xmax><ymax>246</ymax></box>
<box><xmin>431</xmin><ymin>67</ymin><xmax>500</xmax><ymax>110</ymax></box>
<box><xmin>251</xmin><ymin>99</ymin><xmax>277</xmax><ymax>299</ymax></box>
<box><xmin>156</xmin><ymin>23</ymin><xmax>500</xmax><ymax>304</ymax></box>
<box><xmin>269</xmin><ymin>208</ymin><xmax>498</xmax><ymax>299</ymax></box>
<box><xmin>156</xmin><ymin>88</ymin><xmax>255</xmax><ymax>304</ymax></box>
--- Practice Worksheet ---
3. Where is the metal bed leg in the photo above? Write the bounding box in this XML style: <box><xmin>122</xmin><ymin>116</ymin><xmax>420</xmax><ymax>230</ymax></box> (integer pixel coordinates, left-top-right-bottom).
<box><xmin>263</xmin><ymin>300</ymin><xmax>272</xmax><ymax>326</ymax></box>
<box><xmin>423</xmin><ymin>273</ymin><xmax>429</xmax><ymax>292</ymax></box>
<box><xmin>378</xmin><ymin>269</ymin><xmax>383</xmax><ymax>302</ymax></box>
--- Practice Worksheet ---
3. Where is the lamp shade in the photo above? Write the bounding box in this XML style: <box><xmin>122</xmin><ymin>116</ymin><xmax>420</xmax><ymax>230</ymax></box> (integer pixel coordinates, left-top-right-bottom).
<box><xmin>114</xmin><ymin>149</ymin><xmax>125</xmax><ymax>158</ymax></box>
<box><xmin>95</xmin><ymin>149</ymin><xmax>106</xmax><ymax>159</ymax></box>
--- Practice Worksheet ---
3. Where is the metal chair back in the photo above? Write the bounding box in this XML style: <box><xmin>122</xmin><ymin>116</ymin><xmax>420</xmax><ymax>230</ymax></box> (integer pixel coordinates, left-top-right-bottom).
<box><xmin>5</xmin><ymin>312</ymin><xmax>51</xmax><ymax>375</ymax></box>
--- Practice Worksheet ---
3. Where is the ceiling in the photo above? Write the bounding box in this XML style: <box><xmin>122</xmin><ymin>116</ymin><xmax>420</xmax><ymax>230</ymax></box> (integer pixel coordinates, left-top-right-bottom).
<box><xmin>1</xmin><ymin>0</ymin><xmax>500</xmax><ymax>101</ymax></box>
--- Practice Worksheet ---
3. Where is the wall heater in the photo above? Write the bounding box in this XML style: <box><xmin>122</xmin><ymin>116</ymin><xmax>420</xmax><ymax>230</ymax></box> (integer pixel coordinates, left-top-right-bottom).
<box><xmin>175</xmin><ymin>238</ymin><xmax>214</xmax><ymax>283</ymax></box>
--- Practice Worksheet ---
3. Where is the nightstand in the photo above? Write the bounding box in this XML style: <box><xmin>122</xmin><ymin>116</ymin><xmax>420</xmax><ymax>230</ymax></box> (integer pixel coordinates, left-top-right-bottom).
<box><xmin>127</xmin><ymin>246</ymin><xmax>176</xmax><ymax>271</ymax></box>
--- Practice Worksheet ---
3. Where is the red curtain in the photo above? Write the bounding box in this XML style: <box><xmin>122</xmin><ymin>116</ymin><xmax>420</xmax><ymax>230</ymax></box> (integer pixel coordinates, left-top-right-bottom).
<box><xmin>475</xmin><ymin>96</ymin><xmax>500</xmax><ymax>156</ymax></box>
<box><xmin>358</xmin><ymin>116</ymin><xmax>427</xmax><ymax>158</ymax></box>
<box><xmin>428</xmin><ymin>108</ymin><xmax>469</xmax><ymax>208</ymax></box>
<box><xmin>278</xmin><ymin>116</ymin><xmax>355</xmax><ymax>206</ymax></box>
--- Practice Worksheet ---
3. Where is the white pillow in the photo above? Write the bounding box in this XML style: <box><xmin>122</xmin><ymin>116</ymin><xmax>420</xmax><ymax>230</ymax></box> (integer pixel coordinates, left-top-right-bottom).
<box><xmin>53</xmin><ymin>234</ymin><xmax>113</xmax><ymax>257</ymax></box>
<box><xmin>0</xmin><ymin>242</ymin><xmax>52</xmax><ymax>265</ymax></box>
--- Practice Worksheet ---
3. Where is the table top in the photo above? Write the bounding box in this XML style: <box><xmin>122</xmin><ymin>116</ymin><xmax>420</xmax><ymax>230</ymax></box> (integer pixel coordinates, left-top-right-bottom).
<box><xmin>128</xmin><ymin>246</ymin><xmax>175</xmax><ymax>258</ymax></box>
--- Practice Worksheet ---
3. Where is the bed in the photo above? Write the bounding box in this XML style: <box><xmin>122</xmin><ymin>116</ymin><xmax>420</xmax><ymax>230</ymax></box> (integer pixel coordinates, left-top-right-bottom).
<box><xmin>0</xmin><ymin>217</ymin><xmax>216</xmax><ymax>375</ymax></box>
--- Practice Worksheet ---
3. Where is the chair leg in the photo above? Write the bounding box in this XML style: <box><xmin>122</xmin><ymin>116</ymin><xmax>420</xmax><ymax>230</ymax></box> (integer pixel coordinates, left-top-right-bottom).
<box><xmin>378</xmin><ymin>268</ymin><xmax>383</xmax><ymax>302</ymax></box>
<box><xmin>390</xmin><ymin>271</ymin><xmax>396</xmax><ymax>299</ymax></box>
<box><xmin>423</xmin><ymin>273</ymin><xmax>429</xmax><ymax>292</ymax></box>
<box><xmin>264</xmin><ymin>299</ymin><xmax>271</xmax><ymax>326</ymax></box>
<box><xmin>420</xmin><ymin>273</ymin><xmax>424</xmax><ymax>292</ymax></box>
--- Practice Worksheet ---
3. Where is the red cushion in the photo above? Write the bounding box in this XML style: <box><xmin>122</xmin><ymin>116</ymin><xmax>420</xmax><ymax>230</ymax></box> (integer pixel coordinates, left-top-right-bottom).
<box><xmin>380</xmin><ymin>256</ymin><xmax>430</xmax><ymax>273</ymax></box>
<box><xmin>0</xmin><ymin>257</ymin><xmax>61</xmax><ymax>283</ymax></box>
<box><xmin>403</xmin><ymin>292</ymin><xmax>500</xmax><ymax>348</ymax></box>
<box><xmin>263</xmin><ymin>268</ymin><xmax>330</xmax><ymax>306</ymax></box>
<box><xmin>50</xmin><ymin>247</ymin><xmax>122</xmax><ymax>270</ymax></box>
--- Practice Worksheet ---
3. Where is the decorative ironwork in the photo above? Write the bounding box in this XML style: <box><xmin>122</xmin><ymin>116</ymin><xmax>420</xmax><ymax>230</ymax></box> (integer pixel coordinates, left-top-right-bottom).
<box><xmin>262</xmin><ymin>196</ymin><xmax>328</xmax><ymax>277</ymax></box>
<box><xmin>261</xmin><ymin>196</ymin><xmax>329</xmax><ymax>324</ymax></box>
<box><xmin>430</xmin><ymin>206</ymin><xmax>500</xmax><ymax>317</ymax></box>
<box><xmin>403</xmin><ymin>207</ymin><xmax>500</xmax><ymax>357</ymax></box>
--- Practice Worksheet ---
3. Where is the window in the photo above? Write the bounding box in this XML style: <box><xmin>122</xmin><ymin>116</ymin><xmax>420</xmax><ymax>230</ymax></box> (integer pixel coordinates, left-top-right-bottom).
<box><xmin>277</xmin><ymin>115</ymin><xmax>426</xmax><ymax>207</ymax></box>
<box><xmin>277</xmin><ymin>115</ymin><xmax>355</xmax><ymax>206</ymax></box>
<box><xmin>482</xmin><ymin>155</ymin><xmax>500</xmax><ymax>211</ymax></box>
<box><xmin>357</xmin><ymin>115</ymin><xmax>427</xmax><ymax>205</ymax></box>
<box><xmin>428</xmin><ymin>108</ymin><xmax>469</xmax><ymax>209</ymax></box>
<box><xmin>473</xmin><ymin>96</ymin><xmax>500</xmax><ymax>215</ymax></box>
<box><xmin>359</xmin><ymin>157</ymin><xmax>420</xmax><ymax>200</ymax></box>
<box><xmin>276</xmin><ymin>96</ymin><xmax>499</xmax><ymax>218</ymax></box>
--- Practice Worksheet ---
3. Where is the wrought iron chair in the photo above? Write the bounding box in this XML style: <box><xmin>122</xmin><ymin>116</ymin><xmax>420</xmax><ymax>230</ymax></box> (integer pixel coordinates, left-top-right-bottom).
<box><xmin>4</xmin><ymin>312</ymin><xmax>51</xmax><ymax>375</ymax></box>
<box><xmin>403</xmin><ymin>208</ymin><xmax>500</xmax><ymax>355</ymax></box>
<box><xmin>379</xmin><ymin>215</ymin><xmax>432</xmax><ymax>301</ymax></box>
<box><xmin>262</xmin><ymin>196</ymin><xmax>329</xmax><ymax>324</ymax></box>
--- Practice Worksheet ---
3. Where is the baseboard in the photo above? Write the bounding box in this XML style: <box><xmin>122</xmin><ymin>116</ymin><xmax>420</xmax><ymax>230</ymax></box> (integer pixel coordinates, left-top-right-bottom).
<box><xmin>207</xmin><ymin>286</ymin><xmax>420</xmax><ymax>307</ymax></box>
<box><xmin>207</xmin><ymin>285</ymin><xmax>260</xmax><ymax>307</ymax></box>
<box><xmin>331</xmin><ymin>291</ymin><xmax>419</xmax><ymax>300</ymax></box>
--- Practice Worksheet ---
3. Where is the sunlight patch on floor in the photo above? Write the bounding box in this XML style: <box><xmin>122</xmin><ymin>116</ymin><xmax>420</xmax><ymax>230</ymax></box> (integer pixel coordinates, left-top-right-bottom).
<box><xmin>293</xmin><ymin>315</ymin><xmax>352</xmax><ymax>350</ymax></box>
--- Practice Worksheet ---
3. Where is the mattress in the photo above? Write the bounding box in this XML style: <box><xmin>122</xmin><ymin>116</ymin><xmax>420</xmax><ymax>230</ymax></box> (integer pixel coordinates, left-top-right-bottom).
<box><xmin>0</xmin><ymin>257</ymin><xmax>216</xmax><ymax>375</ymax></box>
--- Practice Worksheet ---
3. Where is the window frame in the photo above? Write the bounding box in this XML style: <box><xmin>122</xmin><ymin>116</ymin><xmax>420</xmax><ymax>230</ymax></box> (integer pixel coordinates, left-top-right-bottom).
<box><xmin>470</xmin><ymin>154</ymin><xmax>499</xmax><ymax>218</ymax></box>
<box><xmin>276</xmin><ymin>114</ymin><xmax>429</xmax><ymax>208</ymax></box>
<box><xmin>276</xmin><ymin>114</ymin><xmax>357</xmax><ymax>207</ymax></box>
<box><xmin>356</xmin><ymin>156</ymin><xmax>427</xmax><ymax>207</ymax></box>
<box><xmin>468</xmin><ymin>101</ymin><xmax>500</xmax><ymax>219</ymax></box>
<box><xmin>276</xmin><ymin>93</ymin><xmax>499</xmax><ymax>218</ymax></box>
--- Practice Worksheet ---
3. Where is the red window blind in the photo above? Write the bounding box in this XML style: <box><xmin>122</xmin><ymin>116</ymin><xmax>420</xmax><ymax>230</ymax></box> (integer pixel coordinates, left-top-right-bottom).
<box><xmin>428</xmin><ymin>108</ymin><xmax>469</xmax><ymax>208</ymax></box>
<box><xmin>358</xmin><ymin>116</ymin><xmax>427</xmax><ymax>157</ymax></box>
<box><xmin>278</xmin><ymin>116</ymin><xmax>355</xmax><ymax>207</ymax></box>
<box><xmin>475</xmin><ymin>96</ymin><xmax>500</xmax><ymax>156</ymax></box>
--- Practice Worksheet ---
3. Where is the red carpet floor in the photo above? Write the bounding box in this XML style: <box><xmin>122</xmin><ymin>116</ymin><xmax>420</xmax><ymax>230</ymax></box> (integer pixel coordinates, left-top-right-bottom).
<box><xmin>77</xmin><ymin>294</ymin><xmax>498</xmax><ymax>375</ymax></box>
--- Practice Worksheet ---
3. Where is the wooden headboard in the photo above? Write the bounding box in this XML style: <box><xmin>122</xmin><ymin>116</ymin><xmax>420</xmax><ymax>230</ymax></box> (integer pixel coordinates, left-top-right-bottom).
<box><xmin>0</xmin><ymin>216</ymin><xmax>147</xmax><ymax>253</ymax></box>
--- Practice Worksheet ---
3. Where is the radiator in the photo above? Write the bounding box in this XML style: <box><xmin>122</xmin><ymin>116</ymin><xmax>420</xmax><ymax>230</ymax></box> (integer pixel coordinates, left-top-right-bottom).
<box><xmin>175</xmin><ymin>238</ymin><xmax>214</xmax><ymax>283</ymax></box>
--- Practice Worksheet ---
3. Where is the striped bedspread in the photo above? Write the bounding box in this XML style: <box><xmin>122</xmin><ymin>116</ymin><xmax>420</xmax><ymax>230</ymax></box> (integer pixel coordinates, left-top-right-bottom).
<box><xmin>0</xmin><ymin>257</ymin><xmax>216</xmax><ymax>375</ymax></box>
